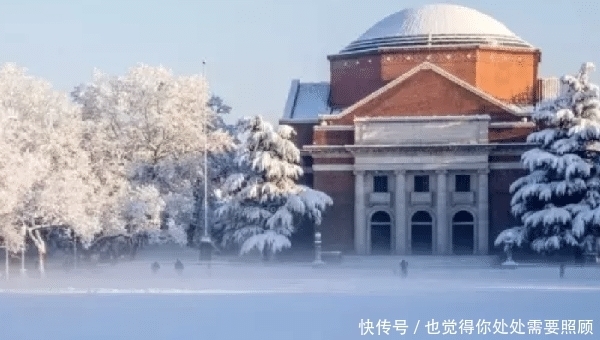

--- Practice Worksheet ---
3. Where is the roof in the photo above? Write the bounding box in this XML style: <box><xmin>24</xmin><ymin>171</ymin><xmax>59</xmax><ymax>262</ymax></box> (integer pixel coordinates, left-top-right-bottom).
<box><xmin>322</xmin><ymin>62</ymin><xmax>531</xmax><ymax>121</ymax></box>
<box><xmin>280</xmin><ymin>62</ymin><xmax>536</xmax><ymax>123</ymax></box>
<box><xmin>341</xmin><ymin>4</ymin><xmax>532</xmax><ymax>54</ymax></box>
<box><xmin>281</xmin><ymin>80</ymin><xmax>341</xmax><ymax>123</ymax></box>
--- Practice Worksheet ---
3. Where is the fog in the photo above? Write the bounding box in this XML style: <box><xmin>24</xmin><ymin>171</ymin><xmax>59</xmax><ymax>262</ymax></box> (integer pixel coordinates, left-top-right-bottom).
<box><xmin>0</xmin><ymin>247</ymin><xmax>598</xmax><ymax>339</ymax></box>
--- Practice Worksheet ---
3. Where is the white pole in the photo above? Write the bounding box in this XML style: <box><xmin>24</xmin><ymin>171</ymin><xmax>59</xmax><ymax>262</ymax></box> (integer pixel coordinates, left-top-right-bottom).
<box><xmin>200</xmin><ymin>60</ymin><xmax>211</xmax><ymax>265</ymax></box>
<box><xmin>74</xmin><ymin>234</ymin><xmax>77</xmax><ymax>270</ymax></box>
<box><xmin>203</xmin><ymin>60</ymin><xmax>208</xmax><ymax>239</ymax></box>
<box><xmin>312</xmin><ymin>232</ymin><xmax>325</xmax><ymax>267</ymax></box>
<box><xmin>20</xmin><ymin>247</ymin><xmax>25</xmax><ymax>275</ymax></box>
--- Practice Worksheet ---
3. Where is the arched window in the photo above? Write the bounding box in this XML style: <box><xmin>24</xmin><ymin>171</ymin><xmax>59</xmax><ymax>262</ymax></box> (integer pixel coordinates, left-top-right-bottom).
<box><xmin>452</xmin><ymin>210</ymin><xmax>474</xmax><ymax>255</ymax></box>
<box><xmin>371</xmin><ymin>211</ymin><xmax>391</xmax><ymax>224</ymax></box>
<box><xmin>370</xmin><ymin>211</ymin><xmax>392</xmax><ymax>254</ymax></box>
<box><xmin>412</xmin><ymin>211</ymin><xmax>432</xmax><ymax>223</ymax></box>
<box><xmin>453</xmin><ymin>211</ymin><xmax>474</xmax><ymax>224</ymax></box>
<box><xmin>411</xmin><ymin>211</ymin><xmax>433</xmax><ymax>254</ymax></box>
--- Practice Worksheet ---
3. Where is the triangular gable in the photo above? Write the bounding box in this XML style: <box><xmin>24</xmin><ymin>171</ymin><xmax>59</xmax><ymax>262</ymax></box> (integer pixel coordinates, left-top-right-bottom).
<box><xmin>321</xmin><ymin>62</ymin><xmax>525</xmax><ymax>122</ymax></box>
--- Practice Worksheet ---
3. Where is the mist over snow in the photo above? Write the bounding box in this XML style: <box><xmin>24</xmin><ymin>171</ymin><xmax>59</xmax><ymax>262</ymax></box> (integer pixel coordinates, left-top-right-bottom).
<box><xmin>0</xmin><ymin>246</ymin><xmax>599</xmax><ymax>340</ymax></box>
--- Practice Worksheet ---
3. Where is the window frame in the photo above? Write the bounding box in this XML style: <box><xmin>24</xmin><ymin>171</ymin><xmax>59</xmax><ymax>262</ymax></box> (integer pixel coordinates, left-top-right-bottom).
<box><xmin>455</xmin><ymin>174</ymin><xmax>471</xmax><ymax>192</ymax></box>
<box><xmin>414</xmin><ymin>175</ymin><xmax>430</xmax><ymax>193</ymax></box>
<box><xmin>373</xmin><ymin>175</ymin><xmax>389</xmax><ymax>193</ymax></box>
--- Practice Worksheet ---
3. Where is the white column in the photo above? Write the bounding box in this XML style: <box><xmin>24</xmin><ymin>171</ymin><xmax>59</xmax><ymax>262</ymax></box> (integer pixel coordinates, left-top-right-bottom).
<box><xmin>394</xmin><ymin>170</ymin><xmax>407</xmax><ymax>255</ymax></box>
<box><xmin>477</xmin><ymin>169</ymin><xmax>490</xmax><ymax>255</ymax></box>
<box><xmin>436</xmin><ymin>170</ymin><xmax>448</xmax><ymax>255</ymax></box>
<box><xmin>365</xmin><ymin>172</ymin><xmax>372</xmax><ymax>255</ymax></box>
<box><xmin>354</xmin><ymin>170</ymin><xmax>367</xmax><ymax>255</ymax></box>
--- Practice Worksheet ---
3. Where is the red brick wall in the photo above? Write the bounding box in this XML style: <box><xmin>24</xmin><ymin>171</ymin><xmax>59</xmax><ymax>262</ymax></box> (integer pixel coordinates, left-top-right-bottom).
<box><xmin>331</xmin><ymin>69</ymin><xmax>517</xmax><ymax>125</ymax></box>
<box><xmin>328</xmin><ymin>47</ymin><xmax>540</xmax><ymax>108</ymax></box>
<box><xmin>313</xmin><ymin>129</ymin><xmax>354</xmax><ymax>145</ymax></box>
<box><xmin>476</xmin><ymin>49</ymin><xmax>540</xmax><ymax>105</ymax></box>
<box><xmin>380</xmin><ymin>48</ymin><xmax>477</xmax><ymax>84</ymax></box>
<box><xmin>314</xmin><ymin>170</ymin><xmax>355</xmax><ymax>252</ymax></box>
<box><xmin>489</xmin><ymin>126</ymin><xmax>533</xmax><ymax>142</ymax></box>
<box><xmin>488</xmin><ymin>168</ymin><xmax>527</xmax><ymax>253</ymax></box>
<box><xmin>330</xmin><ymin>55</ymin><xmax>382</xmax><ymax>108</ymax></box>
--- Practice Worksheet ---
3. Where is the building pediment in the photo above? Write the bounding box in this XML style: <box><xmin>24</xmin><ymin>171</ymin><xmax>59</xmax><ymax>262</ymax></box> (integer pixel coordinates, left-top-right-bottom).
<box><xmin>321</xmin><ymin>62</ymin><xmax>528</xmax><ymax>125</ymax></box>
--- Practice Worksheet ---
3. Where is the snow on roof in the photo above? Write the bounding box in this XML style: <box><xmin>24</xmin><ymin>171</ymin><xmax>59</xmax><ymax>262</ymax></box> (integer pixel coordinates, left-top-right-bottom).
<box><xmin>281</xmin><ymin>81</ymin><xmax>336</xmax><ymax>122</ymax></box>
<box><xmin>341</xmin><ymin>4</ymin><xmax>532</xmax><ymax>54</ymax></box>
<box><xmin>507</xmin><ymin>104</ymin><xmax>534</xmax><ymax>115</ymax></box>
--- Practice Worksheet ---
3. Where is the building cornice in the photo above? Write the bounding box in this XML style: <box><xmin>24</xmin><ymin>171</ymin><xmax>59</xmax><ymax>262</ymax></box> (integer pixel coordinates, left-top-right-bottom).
<box><xmin>489</xmin><ymin>121</ymin><xmax>535</xmax><ymax>128</ymax></box>
<box><xmin>304</xmin><ymin>142</ymin><xmax>537</xmax><ymax>158</ymax></box>
<box><xmin>354</xmin><ymin>115</ymin><xmax>491</xmax><ymax>123</ymax></box>
<box><xmin>346</xmin><ymin>144</ymin><xmax>497</xmax><ymax>154</ymax></box>
<box><xmin>279</xmin><ymin>118</ymin><xmax>318</xmax><ymax>125</ymax></box>
<box><xmin>313</xmin><ymin>125</ymin><xmax>355</xmax><ymax>131</ymax></box>
<box><xmin>327</xmin><ymin>44</ymin><xmax>540</xmax><ymax>61</ymax></box>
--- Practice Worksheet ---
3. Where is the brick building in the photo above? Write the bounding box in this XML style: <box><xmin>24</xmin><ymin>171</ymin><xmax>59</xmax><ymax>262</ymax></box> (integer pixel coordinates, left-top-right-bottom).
<box><xmin>280</xmin><ymin>4</ymin><xmax>558</xmax><ymax>255</ymax></box>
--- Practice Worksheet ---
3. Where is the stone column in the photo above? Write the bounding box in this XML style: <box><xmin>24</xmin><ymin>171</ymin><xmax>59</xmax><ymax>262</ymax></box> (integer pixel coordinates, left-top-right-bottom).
<box><xmin>477</xmin><ymin>169</ymin><xmax>490</xmax><ymax>255</ymax></box>
<box><xmin>394</xmin><ymin>170</ymin><xmax>407</xmax><ymax>255</ymax></box>
<box><xmin>354</xmin><ymin>170</ymin><xmax>367</xmax><ymax>255</ymax></box>
<box><xmin>436</xmin><ymin>170</ymin><xmax>448</xmax><ymax>255</ymax></box>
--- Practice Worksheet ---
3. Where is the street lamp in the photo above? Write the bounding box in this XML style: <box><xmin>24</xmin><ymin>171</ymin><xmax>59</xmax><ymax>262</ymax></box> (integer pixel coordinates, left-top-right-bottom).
<box><xmin>199</xmin><ymin>60</ymin><xmax>212</xmax><ymax>263</ymax></box>
<box><xmin>312</xmin><ymin>231</ymin><xmax>325</xmax><ymax>267</ymax></box>
<box><xmin>20</xmin><ymin>245</ymin><xmax>26</xmax><ymax>276</ymax></box>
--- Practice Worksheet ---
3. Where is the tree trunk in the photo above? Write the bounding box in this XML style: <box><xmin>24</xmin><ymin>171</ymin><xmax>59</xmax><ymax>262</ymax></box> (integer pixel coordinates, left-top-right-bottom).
<box><xmin>130</xmin><ymin>237</ymin><xmax>139</xmax><ymax>260</ymax></box>
<box><xmin>38</xmin><ymin>251</ymin><xmax>46</xmax><ymax>276</ymax></box>
<box><xmin>262</xmin><ymin>244</ymin><xmax>274</xmax><ymax>262</ymax></box>
<box><xmin>28</xmin><ymin>228</ymin><xmax>47</xmax><ymax>277</ymax></box>
<box><xmin>574</xmin><ymin>246</ymin><xmax>584</xmax><ymax>264</ymax></box>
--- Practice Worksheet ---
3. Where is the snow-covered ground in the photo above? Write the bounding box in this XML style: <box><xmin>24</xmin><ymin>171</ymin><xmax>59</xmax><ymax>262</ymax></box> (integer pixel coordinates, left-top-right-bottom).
<box><xmin>0</xmin><ymin>250</ymin><xmax>598</xmax><ymax>340</ymax></box>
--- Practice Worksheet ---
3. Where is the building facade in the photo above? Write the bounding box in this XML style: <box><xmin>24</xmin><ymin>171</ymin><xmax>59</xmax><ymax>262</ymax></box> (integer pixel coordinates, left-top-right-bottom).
<box><xmin>280</xmin><ymin>4</ymin><xmax>558</xmax><ymax>255</ymax></box>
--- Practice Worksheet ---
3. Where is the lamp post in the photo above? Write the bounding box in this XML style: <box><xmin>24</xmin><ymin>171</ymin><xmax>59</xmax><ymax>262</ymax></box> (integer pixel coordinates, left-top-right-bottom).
<box><xmin>20</xmin><ymin>246</ymin><xmax>26</xmax><ymax>276</ymax></box>
<box><xmin>312</xmin><ymin>231</ymin><xmax>325</xmax><ymax>267</ymax></box>
<box><xmin>73</xmin><ymin>230</ymin><xmax>77</xmax><ymax>270</ymax></box>
<box><xmin>199</xmin><ymin>60</ymin><xmax>212</xmax><ymax>263</ymax></box>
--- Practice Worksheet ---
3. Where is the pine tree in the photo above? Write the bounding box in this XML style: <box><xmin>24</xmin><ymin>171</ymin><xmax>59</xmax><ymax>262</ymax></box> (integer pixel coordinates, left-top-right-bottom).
<box><xmin>215</xmin><ymin>116</ymin><xmax>332</xmax><ymax>259</ymax></box>
<box><xmin>509</xmin><ymin>62</ymin><xmax>600</xmax><ymax>254</ymax></box>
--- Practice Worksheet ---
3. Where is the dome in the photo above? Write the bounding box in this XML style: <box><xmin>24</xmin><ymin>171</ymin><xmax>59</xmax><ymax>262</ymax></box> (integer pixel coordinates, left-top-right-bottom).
<box><xmin>341</xmin><ymin>4</ymin><xmax>532</xmax><ymax>54</ymax></box>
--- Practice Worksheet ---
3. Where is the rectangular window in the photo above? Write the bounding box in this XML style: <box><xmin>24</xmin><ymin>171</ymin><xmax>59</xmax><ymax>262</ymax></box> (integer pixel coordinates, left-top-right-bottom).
<box><xmin>303</xmin><ymin>174</ymin><xmax>314</xmax><ymax>188</ymax></box>
<box><xmin>414</xmin><ymin>175</ymin><xmax>429</xmax><ymax>192</ymax></box>
<box><xmin>373</xmin><ymin>175</ymin><xmax>388</xmax><ymax>193</ymax></box>
<box><xmin>301</xmin><ymin>156</ymin><xmax>313</xmax><ymax>167</ymax></box>
<box><xmin>455</xmin><ymin>174</ymin><xmax>471</xmax><ymax>192</ymax></box>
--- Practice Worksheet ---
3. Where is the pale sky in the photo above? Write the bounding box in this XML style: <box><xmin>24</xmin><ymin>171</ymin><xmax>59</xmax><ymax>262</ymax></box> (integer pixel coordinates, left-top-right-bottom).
<box><xmin>0</xmin><ymin>0</ymin><xmax>598</xmax><ymax>125</ymax></box>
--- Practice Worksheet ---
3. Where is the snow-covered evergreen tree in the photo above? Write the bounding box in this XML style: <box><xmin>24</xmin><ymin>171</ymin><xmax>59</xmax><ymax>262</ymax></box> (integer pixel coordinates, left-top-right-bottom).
<box><xmin>509</xmin><ymin>62</ymin><xmax>600</xmax><ymax>254</ymax></box>
<box><xmin>215</xmin><ymin>116</ymin><xmax>332</xmax><ymax>258</ymax></box>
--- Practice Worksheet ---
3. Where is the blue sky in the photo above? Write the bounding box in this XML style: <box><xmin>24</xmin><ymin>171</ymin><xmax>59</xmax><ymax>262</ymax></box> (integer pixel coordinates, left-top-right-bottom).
<box><xmin>0</xmin><ymin>0</ymin><xmax>598</xmax><ymax>125</ymax></box>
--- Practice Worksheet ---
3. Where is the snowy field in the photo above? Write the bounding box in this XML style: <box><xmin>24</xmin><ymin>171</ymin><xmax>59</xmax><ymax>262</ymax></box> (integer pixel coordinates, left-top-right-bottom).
<box><xmin>0</xmin><ymin>255</ymin><xmax>598</xmax><ymax>340</ymax></box>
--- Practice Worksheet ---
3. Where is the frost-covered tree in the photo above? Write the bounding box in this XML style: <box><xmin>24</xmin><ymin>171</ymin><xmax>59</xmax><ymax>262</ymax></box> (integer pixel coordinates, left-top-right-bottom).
<box><xmin>72</xmin><ymin>64</ymin><xmax>232</xmax><ymax>250</ymax></box>
<box><xmin>0</xmin><ymin>114</ymin><xmax>41</xmax><ymax>254</ymax></box>
<box><xmin>509</xmin><ymin>62</ymin><xmax>600</xmax><ymax>254</ymax></box>
<box><xmin>0</xmin><ymin>63</ymin><xmax>101</xmax><ymax>274</ymax></box>
<box><xmin>216</xmin><ymin>116</ymin><xmax>332</xmax><ymax>259</ymax></box>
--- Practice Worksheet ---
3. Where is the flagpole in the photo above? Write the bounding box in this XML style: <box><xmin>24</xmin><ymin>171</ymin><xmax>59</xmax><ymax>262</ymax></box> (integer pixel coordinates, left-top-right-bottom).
<box><xmin>200</xmin><ymin>60</ymin><xmax>212</xmax><ymax>264</ymax></box>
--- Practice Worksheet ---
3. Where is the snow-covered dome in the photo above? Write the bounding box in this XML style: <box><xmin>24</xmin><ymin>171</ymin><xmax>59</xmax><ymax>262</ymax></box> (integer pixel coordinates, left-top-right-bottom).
<box><xmin>341</xmin><ymin>4</ymin><xmax>532</xmax><ymax>54</ymax></box>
